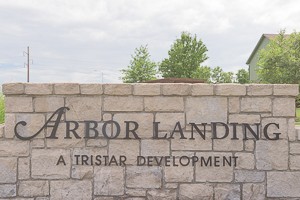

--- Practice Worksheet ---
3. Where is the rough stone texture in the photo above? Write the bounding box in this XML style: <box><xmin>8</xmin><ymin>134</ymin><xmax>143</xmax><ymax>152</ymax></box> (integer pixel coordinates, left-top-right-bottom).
<box><xmin>0</xmin><ymin>124</ymin><xmax>4</xmax><ymax>137</ymax></box>
<box><xmin>54</xmin><ymin>83</ymin><xmax>80</xmax><ymax>94</ymax></box>
<box><xmin>243</xmin><ymin>183</ymin><xmax>265</xmax><ymax>200</ymax></box>
<box><xmin>134</xmin><ymin>84</ymin><xmax>161</xmax><ymax>95</ymax></box>
<box><xmin>273</xmin><ymin>84</ymin><xmax>299</xmax><ymax>96</ymax></box>
<box><xmin>215</xmin><ymin>84</ymin><xmax>246</xmax><ymax>96</ymax></box>
<box><xmin>261</xmin><ymin>118</ymin><xmax>287</xmax><ymax>139</ymax></box>
<box><xmin>18</xmin><ymin>157</ymin><xmax>30</xmax><ymax>180</ymax></box>
<box><xmin>267</xmin><ymin>172</ymin><xmax>300</xmax><ymax>197</ymax></box>
<box><xmin>18</xmin><ymin>180</ymin><xmax>49</xmax><ymax>197</ymax></box>
<box><xmin>171</xmin><ymin>134</ymin><xmax>212</xmax><ymax>151</ymax></box>
<box><xmin>288</xmin><ymin>118</ymin><xmax>296</xmax><ymax>141</ymax></box>
<box><xmin>186</xmin><ymin>97</ymin><xmax>227</xmax><ymax>123</ymax></box>
<box><xmin>104</xmin><ymin>96</ymin><xmax>143</xmax><ymax>111</ymax></box>
<box><xmin>31</xmin><ymin>149</ymin><xmax>71</xmax><ymax>179</ymax></box>
<box><xmin>241</xmin><ymin>97</ymin><xmax>272</xmax><ymax>112</ymax></box>
<box><xmin>5</xmin><ymin>96</ymin><xmax>33</xmax><ymax>112</ymax></box>
<box><xmin>2</xmin><ymin>83</ymin><xmax>24</xmax><ymax>94</ymax></box>
<box><xmin>244</xmin><ymin>140</ymin><xmax>254</xmax><ymax>151</ymax></box>
<box><xmin>4</xmin><ymin>114</ymin><xmax>15</xmax><ymax>138</ymax></box>
<box><xmin>72</xmin><ymin>147</ymin><xmax>107</xmax><ymax>165</ymax></box>
<box><xmin>0</xmin><ymin>140</ymin><xmax>29</xmax><ymax>156</ymax></box>
<box><xmin>247</xmin><ymin>84</ymin><xmax>273</xmax><ymax>96</ymax></box>
<box><xmin>234</xmin><ymin>170</ymin><xmax>265</xmax><ymax>182</ymax></box>
<box><xmin>290</xmin><ymin>155</ymin><xmax>300</xmax><ymax>170</ymax></box>
<box><xmin>235</xmin><ymin>153</ymin><xmax>255</xmax><ymax>169</ymax></box>
<box><xmin>179</xmin><ymin>184</ymin><xmax>213</xmax><ymax>199</ymax></box>
<box><xmin>273</xmin><ymin>98</ymin><xmax>296</xmax><ymax>116</ymax></box>
<box><xmin>34</xmin><ymin>96</ymin><xmax>64</xmax><ymax>112</ymax></box>
<box><xmin>155</xmin><ymin>113</ymin><xmax>185</xmax><ymax>131</ymax></box>
<box><xmin>104</xmin><ymin>84</ymin><xmax>132</xmax><ymax>95</ymax></box>
<box><xmin>229</xmin><ymin>114</ymin><xmax>261</xmax><ymax>124</ymax></box>
<box><xmin>164</xmin><ymin>164</ymin><xmax>194</xmax><ymax>182</ymax></box>
<box><xmin>80</xmin><ymin>83</ymin><xmax>103</xmax><ymax>94</ymax></box>
<box><xmin>126</xmin><ymin>166</ymin><xmax>162</xmax><ymax>189</ymax></box>
<box><xmin>147</xmin><ymin>189</ymin><xmax>177</xmax><ymax>200</ymax></box>
<box><xmin>255</xmin><ymin>140</ymin><xmax>288</xmax><ymax>170</ymax></box>
<box><xmin>15</xmin><ymin>114</ymin><xmax>45</xmax><ymax>139</ymax></box>
<box><xmin>290</xmin><ymin>143</ymin><xmax>300</xmax><ymax>154</ymax></box>
<box><xmin>162</xmin><ymin>84</ymin><xmax>191</xmax><ymax>95</ymax></box>
<box><xmin>229</xmin><ymin>97</ymin><xmax>240</xmax><ymax>113</ymax></box>
<box><xmin>25</xmin><ymin>83</ymin><xmax>53</xmax><ymax>95</ymax></box>
<box><xmin>145</xmin><ymin>96</ymin><xmax>184</xmax><ymax>111</ymax></box>
<box><xmin>109</xmin><ymin>139</ymin><xmax>140</xmax><ymax>164</ymax></box>
<box><xmin>213</xmin><ymin>126</ymin><xmax>244</xmax><ymax>151</ymax></box>
<box><xmin>214</xmin><ymin>184</ymin><xmax>240</xmax><ymax>200</ymax></box>
<box><xmin>0</xmin><ymin>157</ymin><xmax>17</xmax><ymax>184</ymax></box>
<box><xmin>191</xmin><ymin>84</ymin><xmax>214</xmax><ymax>96</ymax></box>
<box><xmin>94</xmin><ymin>166</ymin><xmax>124</xmax><ymax>195</ymax></box>
<box><xmin>71</xmin><ymin>165</ymin><xmax>93</xmax><ymax>179</ymax></box>
<box><xmin>126</xmin><ymin>188</ymin><xmax>147</xmax><ymax>196</ymax></box>
<box><xmin>50</xmin><ymin>180</ymin><xmax>92</xmax><ymax>200</ymax></box>
<box><xmin>0</xmin><ymin>184</ymin><xmax>16</xmax><ymax>197</ymax></box>
<box><xmin>141</xmin><ymin>140</ymin><xmax>170</xmax><ymax>156</ymax></box>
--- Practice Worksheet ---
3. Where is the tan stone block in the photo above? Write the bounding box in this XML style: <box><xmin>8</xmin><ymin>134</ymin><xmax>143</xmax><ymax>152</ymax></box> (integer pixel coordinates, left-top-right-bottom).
<box><xmin>247</xmin><ymin>84</ymin><xmax>272</xmax><ymax>96</ymax></box>
<box><xmin>72</xmin><ymin>147</ymin><xmax>107</xmax><ymax>165</ymax></box>
<box><xmin>256</xmin><ymin>140</ymin><xmax>288</xmax><ymax>170</ymax></box>
<box><xmin>104</xmin><ymin>84</ymin><xmax>132</xmax><ymax>95</ymax></box>
<box><xmin>229</xmin><ymin>97</ymin><xmax>240</xmax><ymax>113</ymax></box>
<box><xmin>164</xmin><ymin>183</ymin><xmax>178</xmax><ymax>189</ymax></box>
<box><xmin>213</xmin><ymin>126</ymin><xmax>243</xmax><ymax>151</ymax></box>
<box><xmin>214</xmin><ymin>184</ymin><xmax>240</xmax><ymax>200</ymax></box>
<box><xmin>164</xmin><ymin>164</ymin><xmax>193</xmax><ymax>182</ymax></box>
<box><xmin>34</xmin><ymin>97</ymin><xmax>64</xmax><ymax>112</ymax></box>
<box><xmin>31</xmin><ymin>149</ymin><xmax>70</xmax><ymax>179</ymax></box>
<box><xmin>113</xmin><ymin>113</ymin><xmax>154</xmax><ymax>138</ymax></box>
<box><xmin>162</xmin><ymin>83</ymin><xmax>191</xmax><ymax>95</ymax></box>
<box><xmin>133</xmin><ymin>84</ymin><xmax>161</xmax><ymax>95</ymax></box>
<box><xmin>186</xmin><ymin>97</ymin><xmax>227</xmax><ymax>123</ymax></box>
<box><xmin>4</xmin><ymin>114</ymin><xmax>15</xmax><ymax>138</ymax></box>
<box><xmin>243</xmin><ymin>183</ymin><xmax>265</xmax><ymax>200</ymax></box>
<box><xmin>31</xmin><ymin>139</ymin><xmax>45</xmax><ymax>148</ymax></box>
<box><xmin>241</xmin><ymin>97</ymin><xmax>272</xmax><ymax>112</ymax></box>
<box><xmin>25</xmin><ymin>83</ymin><xmax>53</xmax><ymax>95</ymax></box>
<box><xmin>288</xmin><ymin>118</ymin><xmax>296</xmax><ymax>141</ymax></box>
<box><xmin>235</xmin><ymin>152</ymin><xmax>255</xmax><ymax>169</ymax></box>
<box><xmin>102</xmin><ymin>113</ymin><xmax>112</xmax><ymax>121</ymax></box>
<box><xmin>244</xmin><ymin>140</ymin><xmax>254</xmax><ymax>151</ymax></box>
<box><xmin>126</xmin><ymin>166</ymin><xmax>162</xmax><ymax>188</ymax></box>
<box><xmin>215</xmin><ymin>84</ymin><xmax>246</xmax><ymax>96</ymax></box>
<box><xmin>147</xmin><ymin>189</ymin><xmax>177</xmax><ymax>200</ymax></box>
<box><xmin>234</xmin><ymin>170</ymin><xmax>265</xmax><ymax>182</ymax></box>
<box><xmin>155</xmin><ymin>113</ymin><xmax>185</xmax><ymax>131</ymax></box>
<box><xmin>0</xmin><ymin>157</ymin><xmax>17</xmax><ymax>183</ymax></box>
<box><xmin>0</xmin><ymin>140</ymin><xmax>29</xmax><ymax>156</ymax></box>
<box><xmin>94</xmin><ymin>197</ymin><xmax>114</xmax><ymax>200</ymax></box>
<box><xmin>145</xmin><ymin>96</ymin><xmax>184</xmax><ymax>111</ymax></box>
<box><xmin>109</xmin><ymin>139</ymin><xmax>139</xmax><ymax>165</ymax></box>
<box><xmin>80</xmin><ymin>84</ymin><xmax>103</xmax><ymax>94</ymax></box>
<box><xmin>273</xmin><ymin>98</ymin><xmax>296</xmax><ymax>116</ymax></box>
<box><xmin>229</xmin><ymin>114</ymin><xmax>260</xmax><ymax>124</ymax></box>
<box><xmin>290</xmin><ymin>155</ymin><xmax>300</xmax><ymax>170</ymax></box>
<box><xmin>191</xmin><ymin>84</ymin><xmax>214</xmax><ymax>96</ymax></box>
<box><xmin>18</xmin><ymin>157</ymin><xmax>30</xmax><ymax>180</ymax></box>
<box><xmin>195</xmin><ymin>152</ymin><xmax>233</xmax><ymax>182</ymax></box>
<box><xmin>36</xmin><ymin>198</ymin><xmax>49</xmax><ymax>200</ymax></box>
<box><xmin>0</xmin><ymin>184</ymin><xmax>16</xmax><ymax>197</ymax></box>
<box><xmin>267</xmin><ymin>172</ymin><xmax>300</xmax><ymax>197</ymax></box>
<box><xmin>94</xmin><ymin>166</ymin><xmax>124</xmax><ymax>195</ymax></box>
<box><xmin>54</xmin><ymin>83</ymin><xmax>80</xmax><ymax>94</ymax></box>
<box><xmin>179</xmin><ymin>184</ymin><xmax>213</xmax><ymax>199</ymax></box>
<box><xmin>290</xmin><ymin>143</ymin><xmax>300</xmax><ymax>154</ymax></box>
<box><xmin>261</xmin><ymin>118</ymin><xmax>287</xmax><ymax>139</ymax></box>
<box><xmin>86</xmin><ymin>138</ymin><xmax>108</xmax><ymax>147</ymax></box>
<box><xmin>2</xmin><ymin>83</ymin><xmax>24</xmax><ymax>94</ymax></box>
<box><xmin>18</xmin><ymin>180</ymin><xmax>49</xmax><ymax>197</ymax></box>
<box><xmin>273</xmin><ymin>84</ymin><xmax>299</xmax><ymax>96</ymax></box>
<box><xmin>0</xmin><ymin>124</ymin><xmax>4</xmax><ymax>138</ymax></box>
<box><xmin>71</xmin><ymin>165</ymin><xmax>93</xmax><ymax>179</ymax></box>
<box><xmin>104</xmin><ymin>96</ymin><xmax>143</xmax><ymax>111</ymax></box>
<box><xmin>171</xmin><ymin>151</ymin><xmax>195</xmax><ymax>157</ymax></box>
<box><xmin>15</xmin><ymin>114</ymin><xmax>45</xmax><ymax>139</ymax></box>
<box><xmin>66</xmin><ymin>96</ymin><xmax>102</xmax><ymax>121</ymax></box>
<box><xmin>50</xmin><ymin>180</ymin><xmax>92</xmax><ymax>200</ymax></box>
<box><xmin>141</xmin><ymin>140</ymin><xmax>170</xmax><ymax>156</ymax></box>
<box><xmin>5</xmin><ymin>96</ymin><xmax>33</xmax><ymax>112</ymax></box>
<box><xmin>126</xmin><ymin>189</ymin><xmax>146</xmax><ymax>197</ymax></box>
<box><xmin>171</xmin><ymin>133</ymin><xmax>212</xmax><ymax>151</ymax></box>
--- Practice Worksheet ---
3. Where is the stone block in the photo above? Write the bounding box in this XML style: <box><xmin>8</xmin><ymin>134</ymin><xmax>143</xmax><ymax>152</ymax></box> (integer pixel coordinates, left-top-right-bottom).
<box><xmin>144</xmin><ymin>96</ymin><xmax>184</xmax><ymax>111</ymax></box>
<box><xmin>247</xmin><ymin>84</ymin><xmax>272</xmax><ymax>96</ymax></box>
<box><xmin>195</xmin><ymin>152</ymin><xmax>233</xmax><ymax>182</ymax></box>
<box><xmin>261</xmin><ymin>118</ymin><xmax>287</xmax><ymax>139</ymax></box>
<box><xmin>126</xmin><ymin>166</ymin><xmax>162</xmax><ymax>188</ymax></box>
<box><xmin>126</xmin><ymin>188</ymin><xmax>146</xmax><ymax>196</ymax></box>
<box><xmin>147</xmin><ymin>189</ymin><xmax>177</xmax><ymax>200</ymax></box>
<box><xmin>15</xmin><ymin>114</ymin><xmax>45</xmax><ymax>139</ymax></box>
<box><xmin>229</xmin><ymin>114</ymin><xmax>260</xmax><ymax>124</ymax></box>
<box><xmin>104</xmin><ymin>84</ymin><xmax>132</xmax><ymax>95</ymax></box>
<box><xmin>215</xmin><ymin>84</ymin><xmax>246</xmax><ymax>96</ymax></box>
<box><xmin>31</xmin><ymin>149</ymin><xmax>70</xmax><ymax>179</ymax></box>
<box><xmin>2</xmin><ymin>83</ymin><xmax>24</xmax><ymax>94</ymax></box>
<box><xmin>87</xmin><ymin>138</ymin><xmax>108</xmax><ymax>147</ymax></box>
<box><xmin>109</xmin><ymin>139</ymin><xmax>140</xmax><ymax>165</ymax></box>
<box><xmin>290</xmin><ymin>155</ymin><xmax>300</xmax><ymax>170</ymax></box>
<box><xmin>242</xmin><ymin>183</ymin><xmax>265</xmax><ymax>200</ymax></box>
<box><xmin>80</xmin><ymin>84</ymin><xmax>103</xmax><ymax>94</ymax></box>
<box><xmin>273</xmin><ymin>98</ymin><xmax>296</xmax><ymax>117</ymax></box>
<box><xmin>186</xmin><ymin>97</ymin><xmax>227</xmax><ymax>123</ymax></box>
<box><xmin>104</xmin><ymin>96</ymin><xmax>143</xmax><ymax>111</ymax></box>
<box><xmin>72</xmin><ymin>147</ymin><xmax>107</xmax><ymax>165</ymax></box>
<box><xmin>255</xmin><ymin>140</ymin><xmax>288</xmax><ymax>170</ymax></box>
<box><xmin>171</xmin><ymin>133</ymin><xmax>212</xmax><ymax>151</ymax></box>
<box><xmin>234</xmin><ymin>170</ymin><xmax>265</xmax><ymax>182</ymax></box>
<box><xmin>241</xmin><ymin>97</ymin><xmax>272</xmax><ymax>112</ymax></box>
<box><xmin>214</xmin><ymin>184</ymin><xmax>240</xmax><ymax>200</ymax></box>
<box><xmin>0</xmin><ymin>157</ymin><xmax>17</xmax><ymax>183</ymax></box>
<box><xmin>18</xmin><ymin>157</ymin><xmax>30</xmax><ymax>180</ymax></box>
<box><xmin>229</xmin><ymin>97</ymin><xmax>240</xmax><ymax>113</ymax></box>
<box><xmin>290</xmin><ymin>143</ymin><xmax>300</xmax><ymax>154</ymax></box>
<box><xmin>141</xmin><ymin>140</ymin><xmax>170</xmax><ymax>156</ymax></box>
<box><xmin>31</xmin><ymin>139</ymin><xmax>45</xmax><ymax>148</ymax></box>
<box><xmin>179</xmin><ymin>184</ymin><xmax>213</xmax><ymax>199</ymax></box>
<box><xmin>4</xmin><ymin>113</ymin><xmax>15</xmax><ymax>138</ymax></box>
<box><xmin>0</xmin><ymin>140</ymin><xmax>29</xmax><ymax>156</ymax></box>
<box><xmin>66</xmin><ymin>96</ymin><xmax>102</xmax><ymax>121</ymax></box>
<box><xmin>71</xmin><ymin>165</ymin><xmax>93</xmax><ymax>179</ymax></box>
<box><xmin>267</xmin><ymin>172</ymin><xmax>300</xmax><ymax>197</ymax></box>
<box><xmin>34</xmin><ymin>97</ymin><xmax>64</xmax><ymax>112</ymax></box>
<box><xmin>25</xmin><ymin>83</ymin><xmax>53</xmax><ymax>94</ymax></box>
<box><xmin>18</xmin><ymin>180</ymin><xmax>49</xmax><ymax>197</ymax></box>
<box><xmin>50</xmin><ymin>180</ymin><xmax>92</xmax><ymax>200</ymax></box>
<box><xmin>0</xmin><ymin>124</ymin><xmax>4</xmax><ymax>137</ymax></box>
<box><xmin>164</xmin><ymin>164</ymin><xmax>193</xmax><ymax>182</ymax></box>
<box><xmin>244</xmin><ymin>140</ymin><xmax>254</xmax><ymax>151</ymax></box>
<box><xmin>54</xmin><ymin>83</ymin><xmax>80</xmax><ymax>94</ymax></box>
<box><xmin>288</xmin><ymin>118</ymin><xmax>296</xmax><ymax>141</ymax></box>
<box><xmin>162</xmin><ymin>83</ymin><xmax>191</xmax><ymax>95</ymax></box>
<box><xmin>133</xmin><ymin>84</ymin><xmax>161</xmax><ymax>95</ymax></box>
<box><xmin>0</xmin><ymin>184</ymin><xmax>16</xmax><ymax>197</ymax></box>
<box><xmin>164</xmin><ymin>183</ymin><xmax>178</xmax><ymax>189</ymax></box>
<box><xmin>94</xmin><ymin>166</ymin><xmax>124</xmax><ymax>195</ymax></box>
<box><xmin>213</xmin><ymin>126</ymin><xmax>244</xmax><ymax>151</ymax></box>
<box><xmin>191</xmin><ymin>84</ymin><xmax>214</xmax><ymax>96</ymax></box>
<box><xmin>273</xmin><ymin>84</ymin><xmax>299</xmax><ymax>96</ymax></box>
<box><xmin>234</xmin><ymin>152</ymin><xmax>255</xmax><ymax>169</ymax></box>
<box><xmin>5</xmin><ymin>96</ymin><xmax>33</xmax><ymax>112</ymax></box>
<box><xmin>155</xmin><ymin>113</ymin><xmax>185</xmax><ymax>131</ymax></box>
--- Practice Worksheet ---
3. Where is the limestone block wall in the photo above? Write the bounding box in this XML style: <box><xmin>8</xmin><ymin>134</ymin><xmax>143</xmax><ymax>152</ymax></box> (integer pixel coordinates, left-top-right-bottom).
<box><xmin>0</xmin><ymin>83</ymin><xmax>299</xmax><ymax>200</ymax></box>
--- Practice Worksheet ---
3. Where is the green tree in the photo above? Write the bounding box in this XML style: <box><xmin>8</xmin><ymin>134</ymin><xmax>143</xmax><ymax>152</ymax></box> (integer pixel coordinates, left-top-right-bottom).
<box><xmin>257</xmin><ymin>30</ymin><xmax>300</xmax><ymax>84</ymax></box>
<box><xmin>121</xmin><ymin>45</ymin><xmax>157</xmax><ymax>83</ymax></box>
<box><xmin>191</xmin><ymin>66</ymin><xmax>212</xmax><ymax>82</ymax></box>
<box><xmin>211</xmin><ymin>66</ymin><xmax>234</xmax><ymax>83</ymax></box>
<box><xmin>236</xmin><ymin>69</ymin><xmax>250</xmax><ymax>84</ymax></box>
<box><xmin>159</xmin><ymin>32</ymin><xmax>208</xmax><ymax>78</ymax></box>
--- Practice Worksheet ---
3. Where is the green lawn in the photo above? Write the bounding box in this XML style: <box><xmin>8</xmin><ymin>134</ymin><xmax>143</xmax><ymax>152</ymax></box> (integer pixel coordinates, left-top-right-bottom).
<box><xmin>0</xmin><ymin>94</ymin><xmax>4</xmax><ymax>124</ymax></box>
<box><xmin>296</xmin><ymin>107</ymin><xmax>300</xmax><ymax>126</ymax></box>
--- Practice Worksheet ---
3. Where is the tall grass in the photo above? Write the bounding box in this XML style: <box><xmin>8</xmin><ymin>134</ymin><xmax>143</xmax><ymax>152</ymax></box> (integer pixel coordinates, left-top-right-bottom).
<box><xmin>0</xmin><ymin>94</ymin><xmax>4</xmax><ymax>124</ymax></box>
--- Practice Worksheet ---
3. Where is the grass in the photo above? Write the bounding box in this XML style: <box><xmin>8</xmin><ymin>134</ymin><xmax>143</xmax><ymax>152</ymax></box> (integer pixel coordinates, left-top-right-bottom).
<box><xmin>0</xmin><ymin>93</ymin><xmax>4</xmax><ymax>124</ymax></box>
<box><xmin>296</xmin><ymin>108</ymin><xmax>300</xmax><ymax>126</ymax></box>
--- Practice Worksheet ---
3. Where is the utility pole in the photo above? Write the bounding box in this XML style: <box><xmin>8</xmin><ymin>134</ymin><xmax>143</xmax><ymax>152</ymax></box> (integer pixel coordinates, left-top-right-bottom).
<box><xmin>23</xmin><ymin>46</ymin><xmax>30</xmax><ymax>82</ymax></box>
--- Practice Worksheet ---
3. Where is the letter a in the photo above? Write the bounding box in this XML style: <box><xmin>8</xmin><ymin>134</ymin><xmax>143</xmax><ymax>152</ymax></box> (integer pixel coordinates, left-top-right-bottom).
<box><xmin>56</xmin><ymin>155</ymin><xmax>66</xmax><ymax>166</ymax></box>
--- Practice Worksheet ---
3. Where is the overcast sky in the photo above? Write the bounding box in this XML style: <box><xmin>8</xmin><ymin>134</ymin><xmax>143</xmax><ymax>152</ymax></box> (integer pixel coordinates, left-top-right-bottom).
<box><xmin>1</xmin><ymin>0</ymin><xmax>300</xmax><ymax>84</ymax></box>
